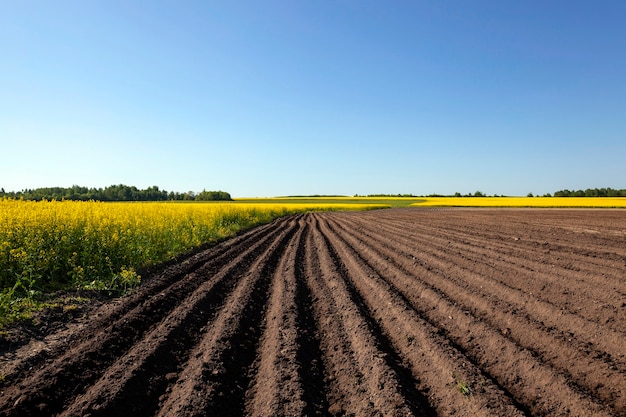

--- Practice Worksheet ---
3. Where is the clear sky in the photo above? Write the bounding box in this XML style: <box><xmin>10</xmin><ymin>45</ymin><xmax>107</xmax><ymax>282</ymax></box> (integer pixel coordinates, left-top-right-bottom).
<box><xmin>1</xmin><ymin>1</ymin><xmax>625</xmax><ymax>197</ymax></box>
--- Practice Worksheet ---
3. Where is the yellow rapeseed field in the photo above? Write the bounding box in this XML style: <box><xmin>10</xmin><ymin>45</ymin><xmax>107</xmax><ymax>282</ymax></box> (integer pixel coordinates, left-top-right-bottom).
<box><xmin>0</xmin><ymin>199</ymin><xmax>381</xmax><ymax>325</ymax></box>
<box><xmin>411</xmin><ymin>197</ymin><xmax>626</xmax><ymax>208</ymax></box>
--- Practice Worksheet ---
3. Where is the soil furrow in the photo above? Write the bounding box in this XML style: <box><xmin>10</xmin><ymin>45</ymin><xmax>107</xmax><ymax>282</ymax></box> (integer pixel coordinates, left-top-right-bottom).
<box><xmin>315</xmin><ymin>214</ymin><xmax>528</xmax><ymax>417</ymax></box>
<box><xmin>244</xmin><ymin>218</ymin><xmax>309</xmax><ymax>416</ymax></box>
<box><xmin>397</xmin><ymin>210</ymin><xmax>626</xmax><ymax>286</ymax></box>
<box><xmin>337</xmin><ymin>211</ymin><xmax>626</xmax><ymax>366</ymax></box>
<box><xmin>303</xmin><ymin>215</ymin><xmax>417</xmax><ymax>417</ymax></box>
<box><xmin>0</xmin><ymin>217</ymin><xmax>293</xmax><ymax>417</ymax></box>
<box><xmin>154</xmin><ymin>216</ymin><xmax>300</xmax><ymax>417</ymax></box>
<box><xmin>333</xmin><ymin>213</ymin><xmax>626</xmax><ymax>414</ymax></box>
<box><xmin>324</xmin><ymin>214</ymin><xmax>623</xmax><ymax>416</ymax></box>
<box><xmin>367</xmin><ymin>209</ymin><xmax>626</xmax><ymax>274</ymax></box>
<box><xmin>58</xmin><ymin>220</ymin><xmax>296</xmax><ymax>417</ymax></box>
<box><xmin>311</xmin><ymin>218</ymin><xmax>439</xmax><ymax>417</ymax></box>
<box><xmin>338</xmin><ymin>211</ymin><xmax>626</xmax><ymax>370</ymax></box>
<box><xmin>342</xmin><ymin>210</ymin><xmax>626</xmax><ymax>338</ymax></box>
<box><xmin>0</xmin><ymin>220</ymin><xmax>281</xmax><ymax>386</ymax></box>
<box><xmin>400</xmin><ymin>220</ymin><xmax>626</xmax><ymax>318</ymax></box>
<box><xmin>291</xmin><ymin>220</ymin><xmax>332</xmax><ymax>417</ymax></box>
<box><xmin>356</xmin><ymin>213</ymin><xmax>626</xmax><ymax>330</ymax></box>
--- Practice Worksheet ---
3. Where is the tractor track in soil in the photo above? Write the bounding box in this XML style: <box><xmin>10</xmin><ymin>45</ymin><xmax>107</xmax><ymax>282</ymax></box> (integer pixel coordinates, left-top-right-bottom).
<box><xmin>1</xmin><ymin>208</ymin><xmax>624</xmax><ymax>416</ymax></box>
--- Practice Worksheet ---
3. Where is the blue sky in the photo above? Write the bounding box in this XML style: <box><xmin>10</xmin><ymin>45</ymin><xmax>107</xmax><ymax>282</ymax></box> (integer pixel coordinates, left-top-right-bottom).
<box><xmin>1</xmin><ymin>1</ymin><xmax>625</xmax><ymax>197</ymax></box>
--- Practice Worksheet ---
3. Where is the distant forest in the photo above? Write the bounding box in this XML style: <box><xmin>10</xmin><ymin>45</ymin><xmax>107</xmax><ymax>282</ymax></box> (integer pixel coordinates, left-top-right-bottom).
<box><xmin>551</xmin><ymin>188</ymin><xmax>626</xmax><ymax>197</ymax></box>
<box><xmin>363</xmin><ymin>188</ymin><xmax>626</xmax><ymax>198</ymax></box>
<box><xmin>0</xmin><ymin>184</ymin><xmax>232</xmax><ymax>202</ymax></box>
<box><xmin>1</xmin><ymin>185</ymin><xmax>624</xmax><ymax>202</ymax></box>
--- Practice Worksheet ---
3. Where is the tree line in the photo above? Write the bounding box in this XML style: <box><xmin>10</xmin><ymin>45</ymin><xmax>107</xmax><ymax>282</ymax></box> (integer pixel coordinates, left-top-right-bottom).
<box><xmin>0</xmin><ymin>184</ymin><xmax>232</xmax><ymax>202</ymax></box>
<box><xmin>552</xmin><ymin>188</ymin><xmax>626</xmax><ymax>197</ymax></box>
<box><xmin>363</xmin><ymin>188</ymin><xmax>626</xmax><ymax>198</ymax></box>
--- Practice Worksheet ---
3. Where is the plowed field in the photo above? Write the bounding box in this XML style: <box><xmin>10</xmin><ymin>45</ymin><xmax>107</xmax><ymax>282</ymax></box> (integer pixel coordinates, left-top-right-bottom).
<box><xmin>1</xmin><ymin>209</ymin><xmax>625</xmax><ymax>416</ymax></box>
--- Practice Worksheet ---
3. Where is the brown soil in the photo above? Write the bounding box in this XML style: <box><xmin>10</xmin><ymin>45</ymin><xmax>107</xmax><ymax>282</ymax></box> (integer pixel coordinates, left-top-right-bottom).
<box><xmin>1</xmin><ymin>208</ymin><xmax>625</xmax><ymax>416</ymax></box>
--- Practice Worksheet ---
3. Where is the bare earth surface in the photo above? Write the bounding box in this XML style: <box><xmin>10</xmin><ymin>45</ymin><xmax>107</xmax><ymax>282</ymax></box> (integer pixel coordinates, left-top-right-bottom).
<box><xmin>1</xmin><ymin>208</ymin><xmax>625</xmax><ymax>417</ymax></box>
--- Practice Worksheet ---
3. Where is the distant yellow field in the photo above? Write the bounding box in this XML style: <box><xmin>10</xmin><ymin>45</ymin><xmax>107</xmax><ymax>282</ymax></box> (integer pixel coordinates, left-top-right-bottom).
<box><xmin>233</xmin><ymin>197</ymin><xmax>422</xmax><ymax>208</ymax></box>
<box><xmin>411</xmin><ymin>197</ymin><xmax>626</xmax><ymax>208</ymax></box>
